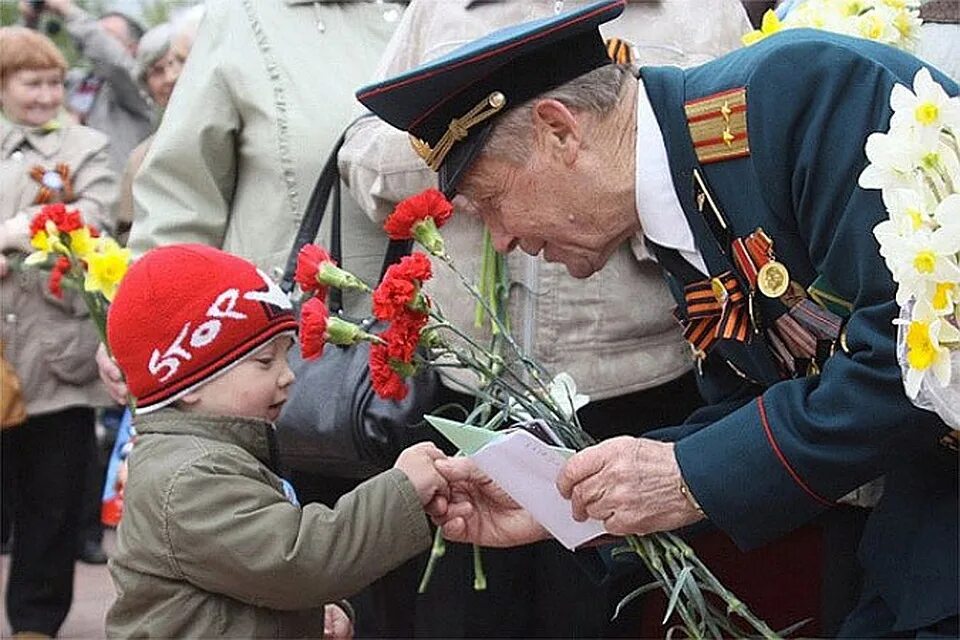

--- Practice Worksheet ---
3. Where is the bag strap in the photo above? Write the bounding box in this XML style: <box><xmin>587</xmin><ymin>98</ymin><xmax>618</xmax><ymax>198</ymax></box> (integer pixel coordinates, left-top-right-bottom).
<box><xmin>280</xmin><ymin>117</ymin><xmax>413</xmax><ymax>311</ymax></box>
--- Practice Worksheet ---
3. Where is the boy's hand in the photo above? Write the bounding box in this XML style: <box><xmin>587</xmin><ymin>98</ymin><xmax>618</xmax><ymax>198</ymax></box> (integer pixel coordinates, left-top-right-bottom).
<box><xmin>394</xmin><ymin>442</ymin><xmax>448</xmax><ymax>506</ymax></box>
<box><xmin>323</xmin><ymin>603</ymin><xmax>353</xmax><ymax>640</ymax></box>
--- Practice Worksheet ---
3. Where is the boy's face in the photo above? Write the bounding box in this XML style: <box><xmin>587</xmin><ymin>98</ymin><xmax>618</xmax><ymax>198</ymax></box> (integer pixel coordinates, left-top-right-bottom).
<box><xmin>181</xmin><ymin>336</ymin><xmax>295</xmax><ymax>423</ymax></box>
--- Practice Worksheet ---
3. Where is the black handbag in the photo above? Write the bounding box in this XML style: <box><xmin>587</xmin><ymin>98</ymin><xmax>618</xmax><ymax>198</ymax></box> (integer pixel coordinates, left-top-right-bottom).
<box><xmin>275</xmin><ymin>125</ymin><xmax>443</xmax><ymax>478</ymax></box>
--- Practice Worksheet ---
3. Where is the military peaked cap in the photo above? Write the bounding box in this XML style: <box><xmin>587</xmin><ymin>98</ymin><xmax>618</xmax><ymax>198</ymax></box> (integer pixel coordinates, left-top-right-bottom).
<box><xmin>356</xmin><ymin>0</ymin><xmax>626</xmax><ymax>195</ymax></box>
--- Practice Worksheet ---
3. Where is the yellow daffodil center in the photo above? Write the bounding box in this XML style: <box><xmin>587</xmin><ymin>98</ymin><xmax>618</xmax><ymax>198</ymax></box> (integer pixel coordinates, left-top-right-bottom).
<box><xmin>933</xmin><ymin>282</ymin><xmax>955</xmax><ymax>311</ymax></box>
<box><xmin>906</xmin><ymin>207</ymin><xmax>925</xmax><ymax>230</ymax></box>
<box><xmin>913</xmin><ymin>250</ymin><xmax>937</xmax><ymax>274</ymax></box>
<box><xmin>906</xmin><ymin>320</ymin><xmax>937</xmax><ymax>370</ymax></box>
<box><xmin>914</xmin><ymin>102</ymin><xmax>940</xmax><ymax>126</ymax></box>
<box><xmin>921</xmin><ymin>152</ymin><xmax>941</xmax><ymax>170</ymax></box>
<box><xmin>893</xmin><ymin>11</ymin><xmax>914</xmax><ymax>36</ymax></box>
<box><xmin>883</xmin><ymin>0</ymin><xmax>906</xmax><ymax>9</ymax></box>
<box><xmin>845</xmin><ymin>0</ymin><xmax>866</xmax><ymax>16</ymax></box>
<box><xmin>859</xmin><ymin>14</ymin><xmax>884</xmax><ymax>39</ymax></box>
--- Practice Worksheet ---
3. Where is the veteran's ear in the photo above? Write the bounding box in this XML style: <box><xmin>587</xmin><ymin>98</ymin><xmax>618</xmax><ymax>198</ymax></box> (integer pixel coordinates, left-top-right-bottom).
<box><xmin>531</xmin><ymin>99</ymin><xmax>581</xmax><ymax>165</ymax></box>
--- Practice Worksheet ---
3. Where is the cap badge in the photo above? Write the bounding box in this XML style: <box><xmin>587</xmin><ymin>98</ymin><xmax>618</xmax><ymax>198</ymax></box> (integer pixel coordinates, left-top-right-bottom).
<box><xmin>409</xmin><ymin>91</ymin><xmax>507</xmax><ymax>171</ymax></box>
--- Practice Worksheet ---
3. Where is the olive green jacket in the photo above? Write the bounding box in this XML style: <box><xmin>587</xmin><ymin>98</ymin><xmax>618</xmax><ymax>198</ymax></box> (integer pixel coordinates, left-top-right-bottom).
<box><xmin>106</xmin><ymin>409</ymin><xmax>431</xmax><ymax>638</ymax></box>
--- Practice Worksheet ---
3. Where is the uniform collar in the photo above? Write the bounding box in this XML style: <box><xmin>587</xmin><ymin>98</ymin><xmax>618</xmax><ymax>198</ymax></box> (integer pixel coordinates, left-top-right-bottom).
<box><xmin>634</xmin><ymin>76</ymin><xmax>707</xmax><ymax>275</ymax></box>
<box><xmin>638</xmin><ymin>65</ymin><xmax>735</xmax><ymax>279</ymax></box>
<box><xmin>134</xmin><ymin>408</ymin><xmax>280</xmax><ymax>469</ymax></box>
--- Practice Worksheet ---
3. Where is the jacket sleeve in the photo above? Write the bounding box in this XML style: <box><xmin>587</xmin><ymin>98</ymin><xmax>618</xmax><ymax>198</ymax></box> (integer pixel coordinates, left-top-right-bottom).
<box><xmin>127</xmin><ymin>3</ymin><xmax>238</xmax><ymax>258</ymax></box>
<box><xmin>162</xmin><ymin>451</ymin><xmax>431</xmax><ymax>609</ymax></box>
<box><xmin>674</xmin><ymin>40</ymin><xmax>958</xmax><ymax>549</ymax></box>
<box><xmin>63</xmin><ymin>6</ymin><xmax>152</xmax><ymax>118</ymax></box>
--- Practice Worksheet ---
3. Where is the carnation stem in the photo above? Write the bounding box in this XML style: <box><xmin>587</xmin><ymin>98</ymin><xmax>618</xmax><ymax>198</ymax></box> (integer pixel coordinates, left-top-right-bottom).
<box><xmin>472</xmin><ymin>544</ymin><xmax>487</xmax><ymax>591</ymax></box>
<box><xmin>418</xmin><ymin>528</ymin><xmax>447</xmax><ymax>594</ymax></box>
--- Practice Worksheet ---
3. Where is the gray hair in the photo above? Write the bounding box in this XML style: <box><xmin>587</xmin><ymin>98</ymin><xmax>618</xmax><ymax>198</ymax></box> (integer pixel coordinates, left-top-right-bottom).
<box><xmin>134</xmin><ymin>22</ymin><xmax>172</xmax><ymax>89</ymax></box>
<box><xmin>171</xmin><ymin>4</ymin><xmax>206</xmax><ymax>48</ymax></box>
<box><xmin>481</xmin><ymin>63</ymin><xmax>634</xmax><ymax>165</ymax></box>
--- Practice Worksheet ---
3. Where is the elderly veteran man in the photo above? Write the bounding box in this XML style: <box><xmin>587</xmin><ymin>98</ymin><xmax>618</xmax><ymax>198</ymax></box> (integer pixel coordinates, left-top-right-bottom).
<box><xmin>356</xmin><ymin>0</ymin><xmax>960</xmax><ymax>637</ymax></box>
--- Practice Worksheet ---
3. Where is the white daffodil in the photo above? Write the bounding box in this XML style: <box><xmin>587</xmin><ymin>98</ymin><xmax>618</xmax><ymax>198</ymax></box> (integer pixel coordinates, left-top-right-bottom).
<box><xmin>859</xmin><ymin>128</ymin><xmax>924</xmax><ymax>190</ymax></box>
<box><xmin>880</xmin><ymin>227</ymin><xmax>960</xmax><ymax>305</ymax></box>
<box><xmin>882</xmin><ymin>188</ymin><xmax>936</xmax><ymax>236</ymax></box>
<box><xmin>925</xmin><ymin>280</ymin><xmax>959</xmax><ymax>316</ymax></box>
<box><xmin>934</xmin><ymin>193</ymin><xmax>960</xmax><ymax>231</ymax></box>
<box><xmin>889</xmin><ymin>6</ymin><xmax>921</xmax><ymax>50</ymax></box>
<box><xmin>508</xmin><ymin>372</ymin><xmax>589</xmax><ymax>422</ymax></box>
<box><xmin>890</xmin><ymin>68</ymin><xmax>960</xmax><ymax>145</ymax></box>
<box><xmin>895</xmin><ymin>301</ymin><xmax>960</xmax><ymax>397</ymax></box>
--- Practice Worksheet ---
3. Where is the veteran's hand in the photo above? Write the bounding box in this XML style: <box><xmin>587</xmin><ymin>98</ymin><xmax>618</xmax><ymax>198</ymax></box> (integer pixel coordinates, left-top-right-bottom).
<box><xmin>557</xmin><ymin>437</ymin><xmax>705</xmax><ymax>536</ymax></box>
<box><xmin>431</xmin><ymin>457</ymin><xmax>549</xmax><ymax>547</ymax></box>
<box><xmin>394</xmin><ymin>442</ymin><xmax>449</xmax><ymax>506</ymax></box>
<box><xmin>323</xmin><ymin>603</ymin><xmax>353</xmax><ymax>640</ymax></box>
<box><xmin>96</xmin><ymin>343</ymin><xmax>128</xmax><ymax>405</ymax></box>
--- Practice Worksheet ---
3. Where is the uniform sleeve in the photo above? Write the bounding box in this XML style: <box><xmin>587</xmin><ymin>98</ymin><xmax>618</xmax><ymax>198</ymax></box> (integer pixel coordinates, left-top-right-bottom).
<box><xmin>163</xmin><ymin>452</ymin><xmax>431</xmax><ymax>609</ymax></box>
<box><xmin>63</xmin><ymin>6</ymin><xmax>152</xmax><ymax>118</ymax></box>
<box><xmin>674</xmin><ymin>41</ymin><xmax>958</xmax><ymax>549</ymax></box>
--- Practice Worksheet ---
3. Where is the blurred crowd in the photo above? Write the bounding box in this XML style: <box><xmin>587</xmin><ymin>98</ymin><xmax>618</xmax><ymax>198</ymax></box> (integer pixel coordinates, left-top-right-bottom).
<box><xmin>0</xmin><ymin>0</ymin><xmax>956</xmax><ymax>638</ymax></box>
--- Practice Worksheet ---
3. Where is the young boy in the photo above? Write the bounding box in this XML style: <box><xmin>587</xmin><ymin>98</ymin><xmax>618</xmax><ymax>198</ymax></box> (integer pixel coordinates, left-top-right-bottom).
<box><xmin>104</xmin><ymin>244</ymin><xmax>447</xmax><ymax>638</ymax></box>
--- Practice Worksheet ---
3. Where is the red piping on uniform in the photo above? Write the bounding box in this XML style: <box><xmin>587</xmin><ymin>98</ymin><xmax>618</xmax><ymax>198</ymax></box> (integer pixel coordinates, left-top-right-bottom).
<box><xmin>356</xmin><ymin>0</ymin><xmax>625</xmax><ymax>105</ymax></box>
<box><xmin>757</xmin><ymin>395</ymin><xmax>834</xmax><ymax>507</ymax></box>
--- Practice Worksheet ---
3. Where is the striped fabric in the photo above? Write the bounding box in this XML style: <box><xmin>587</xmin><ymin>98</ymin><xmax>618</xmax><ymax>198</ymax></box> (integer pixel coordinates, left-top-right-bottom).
<box><xmin>680</xmin><ymin>271</ymin><xmax>749</xmax><ymax>354</ymax></box>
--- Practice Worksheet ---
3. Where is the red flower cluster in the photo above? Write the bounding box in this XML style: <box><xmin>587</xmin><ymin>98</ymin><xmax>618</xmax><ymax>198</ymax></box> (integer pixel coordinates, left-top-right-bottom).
<box><xmin>372</xmin><ymin>253</ymin><xmax>432</xmax><ymax>320</ymax></box>
<box><xmin>30</xmin><ymin>203</ymin><xmax>85</xmax><ymax>236</ymax></box>
<box><xmin>295</xmin><ymin>244</ymin><xmax>335</xmax><ymax>299</ymax></box>
<box><xmin>299</xmin><ymin>296</ymin><xmax>330</xmax><ymax>360</ymax></box>
<box><xmin>47</xmin><ymin>256</ymin><xmax>71</xmax><ymax>298</ymax></box>
<box><xmin>369</xmin><ymin>252</ymin><xmax>433</xmax><ymax>400</ymax></box>
<box><xmin>383</xmin><ymin>188</ymin><xmax>453</xmax><ymax>240</ymax></box>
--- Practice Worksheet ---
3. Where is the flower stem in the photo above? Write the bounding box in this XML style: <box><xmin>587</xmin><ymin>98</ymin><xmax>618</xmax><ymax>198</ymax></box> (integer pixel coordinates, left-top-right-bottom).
<box><xmin>418</xmin><ymin>528</ymin><xmax>447</xmax><ymax>594</ymax></box>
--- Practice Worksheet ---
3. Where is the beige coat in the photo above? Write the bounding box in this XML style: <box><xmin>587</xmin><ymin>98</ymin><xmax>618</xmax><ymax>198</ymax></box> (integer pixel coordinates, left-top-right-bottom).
<box><xmin>339</xmin><ymin>0</ymin><xmax>752</xmax><ymax>399</ymax></box>
<box><xmin>106</xmin><ymin>409</ymin><xmax>430</xmax><ymax>638</ymax></box>
<box><xmin>128</xmin><ymin>0</ymin><xmax>407</xmax><ymax>316</ymax></box>
<box><xmin>0</xmin><ymin>119</ymin><xmax>116</xmax><ymax>415</ymax></box>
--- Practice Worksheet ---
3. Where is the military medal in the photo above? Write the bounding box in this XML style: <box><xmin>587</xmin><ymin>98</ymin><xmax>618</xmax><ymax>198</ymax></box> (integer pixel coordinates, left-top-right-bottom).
<box><xmin>758</xmin><ymin>260</ymin><xmax>789</xmax><ymax>298</ymax></box>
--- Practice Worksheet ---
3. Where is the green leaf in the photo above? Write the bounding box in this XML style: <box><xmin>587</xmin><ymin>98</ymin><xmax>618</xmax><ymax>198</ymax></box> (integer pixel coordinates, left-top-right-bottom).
<box><xmin>663</xmin><ymin>565</ymin><xmax>694</xmax><ymax>624</ymax></box>
<box><xmin>611</xmin><ymin>581</ymin><xmax>660</xmax><ymax>620</ymax></box>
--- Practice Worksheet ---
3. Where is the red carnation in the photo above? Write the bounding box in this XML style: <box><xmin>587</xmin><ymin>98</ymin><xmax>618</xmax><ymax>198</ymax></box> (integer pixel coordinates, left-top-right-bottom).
<box><xmin>295</xmin><ymin>244</ymin><xmax>334</xmax><ymax>298</ymax></box>
<box><xmin>383</xmin><ymin>189</ymin><xmax>453</xmax><ymax>256</ymax></box>
<box><xmin>372</xmin><ymin>276</ymin><xmax>417</xmax><ymax>321</ymax></box>
<box><xmin>370</xmin><ymin>343</ymin><xmax>409</xmax><ymax>401</ymax></box>
<box><xmin>392</xmin><ymin>252</ymin><xmax>432</xmax><ymax>282</ymax></box>
<box><xmin>299</xmin><ymin>296</ymin><xmax>330</xmax><ymax>360</ymax></box>
<box><xmin>383</xmin><ymin>311</ymin><xmax>428</xmax><ymax>363</ymax></box>
<box><xmin>60</xmin><ymin>208</ymin><xmax>83</xmax><ymax>232</ymax></box>
<box><xmin>47</xmin><ymin>256</ymin><xmax>71</xmax><ymax>298</ymax></box>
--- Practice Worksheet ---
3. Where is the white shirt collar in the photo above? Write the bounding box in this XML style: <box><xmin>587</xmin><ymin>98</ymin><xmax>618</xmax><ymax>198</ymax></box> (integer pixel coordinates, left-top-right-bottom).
<box><xmin>633</xmin><ymin>79</ymin><xmax>708</xmax><ymax>276</ymax></box>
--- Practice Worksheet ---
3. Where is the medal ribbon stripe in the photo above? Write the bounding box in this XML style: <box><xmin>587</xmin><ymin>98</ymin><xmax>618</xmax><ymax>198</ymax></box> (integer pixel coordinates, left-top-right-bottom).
<box><xmin>680</xmin><ymin>271</ymin><xmax>749</xmax><ymax>353</ymax></box>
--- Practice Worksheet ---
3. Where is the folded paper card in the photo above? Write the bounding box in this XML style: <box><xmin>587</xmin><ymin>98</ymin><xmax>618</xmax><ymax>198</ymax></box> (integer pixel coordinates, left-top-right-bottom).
<box><xmin>426</xmin><ymin>416</ymin><xmax>606</xmax><ymax>550</ymax></box>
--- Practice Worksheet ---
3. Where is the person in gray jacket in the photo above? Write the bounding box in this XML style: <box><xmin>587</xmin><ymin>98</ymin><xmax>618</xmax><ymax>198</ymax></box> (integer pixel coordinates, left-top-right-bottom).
<box><xmin>20</xmin><ymin>0</ymin><xmax>154</xmax><ymax>173</ymax></box>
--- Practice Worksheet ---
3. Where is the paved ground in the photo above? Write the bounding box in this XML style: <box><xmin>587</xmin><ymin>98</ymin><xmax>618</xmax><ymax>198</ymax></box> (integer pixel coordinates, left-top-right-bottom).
<box><xmin>0</xmin><ymin>530</ymin><xmax>117</xmax><ymax>638</ymax></box>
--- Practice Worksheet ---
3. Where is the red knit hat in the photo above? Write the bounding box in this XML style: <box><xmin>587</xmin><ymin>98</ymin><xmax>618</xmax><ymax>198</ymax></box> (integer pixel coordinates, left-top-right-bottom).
<box><xmin>107</xmin><ymin>244</ymin><xmax>298</xmax><ymax>414</ymax></box>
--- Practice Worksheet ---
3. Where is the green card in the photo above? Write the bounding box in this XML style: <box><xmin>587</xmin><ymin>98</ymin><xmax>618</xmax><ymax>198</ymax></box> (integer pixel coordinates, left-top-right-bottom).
<box><xmin>425</xmin><ymin>415</ymin><xmax>576</xmax><ymax>459</ymax></box>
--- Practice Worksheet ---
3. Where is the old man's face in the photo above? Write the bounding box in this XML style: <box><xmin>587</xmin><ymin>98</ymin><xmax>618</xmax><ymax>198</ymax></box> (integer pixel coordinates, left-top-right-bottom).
<box><xmin>458</xmin><ymin>152</ymin><xmax>635</xmax><ymax>279</ymax></box>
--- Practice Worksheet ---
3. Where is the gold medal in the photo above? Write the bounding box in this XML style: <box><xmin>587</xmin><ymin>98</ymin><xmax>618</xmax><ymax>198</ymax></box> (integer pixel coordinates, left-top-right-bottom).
<box><xmin>711</xmin><ymin>277</ymin><xmax>727</xmax><ymax>303</ymax></box>
<box><xmin>757</xmin><ymin>261</ymin><xmax>789</xmax><ymax>298</ymax></box>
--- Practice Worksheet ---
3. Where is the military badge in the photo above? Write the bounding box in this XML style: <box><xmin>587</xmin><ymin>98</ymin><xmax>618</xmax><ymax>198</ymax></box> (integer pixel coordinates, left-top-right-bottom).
<box><xmin>684</xmin><ymin>87</ymin><xmax>750</xmax><ymax>165</ymax></box>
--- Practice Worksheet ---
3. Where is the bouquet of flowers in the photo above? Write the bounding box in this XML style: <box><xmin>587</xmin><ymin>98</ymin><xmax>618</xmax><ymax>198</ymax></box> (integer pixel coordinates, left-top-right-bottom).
<box><xmin>23</xmin><ymin>202</ymin><xmax>131</xmax><ymax>348</ymax></box>
<box><xmin>859</xmin><ymin>68</ymin><xmax>960</xmax><ymax>427</ymax></box>
<box><xmin>295</xmin><ymin>189</ymin><xmax>786</xmax><ymax>638</ymax></box>
<box><xmin>743</xmin><ymin>0</ymin><xmax>922</xmax><ymax>51</ymax></box>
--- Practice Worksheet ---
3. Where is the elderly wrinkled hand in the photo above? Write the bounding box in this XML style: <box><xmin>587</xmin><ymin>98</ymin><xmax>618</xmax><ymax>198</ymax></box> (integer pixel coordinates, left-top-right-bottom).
<box><xmin>556</xmin><ymin>436</ymin><xmax>705</xmax><ymax>536</ymax></box>
<box><xmin>429</xmin><ymin>457</ymin><xmax>549</xmax><ymax>547</ymax></box>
